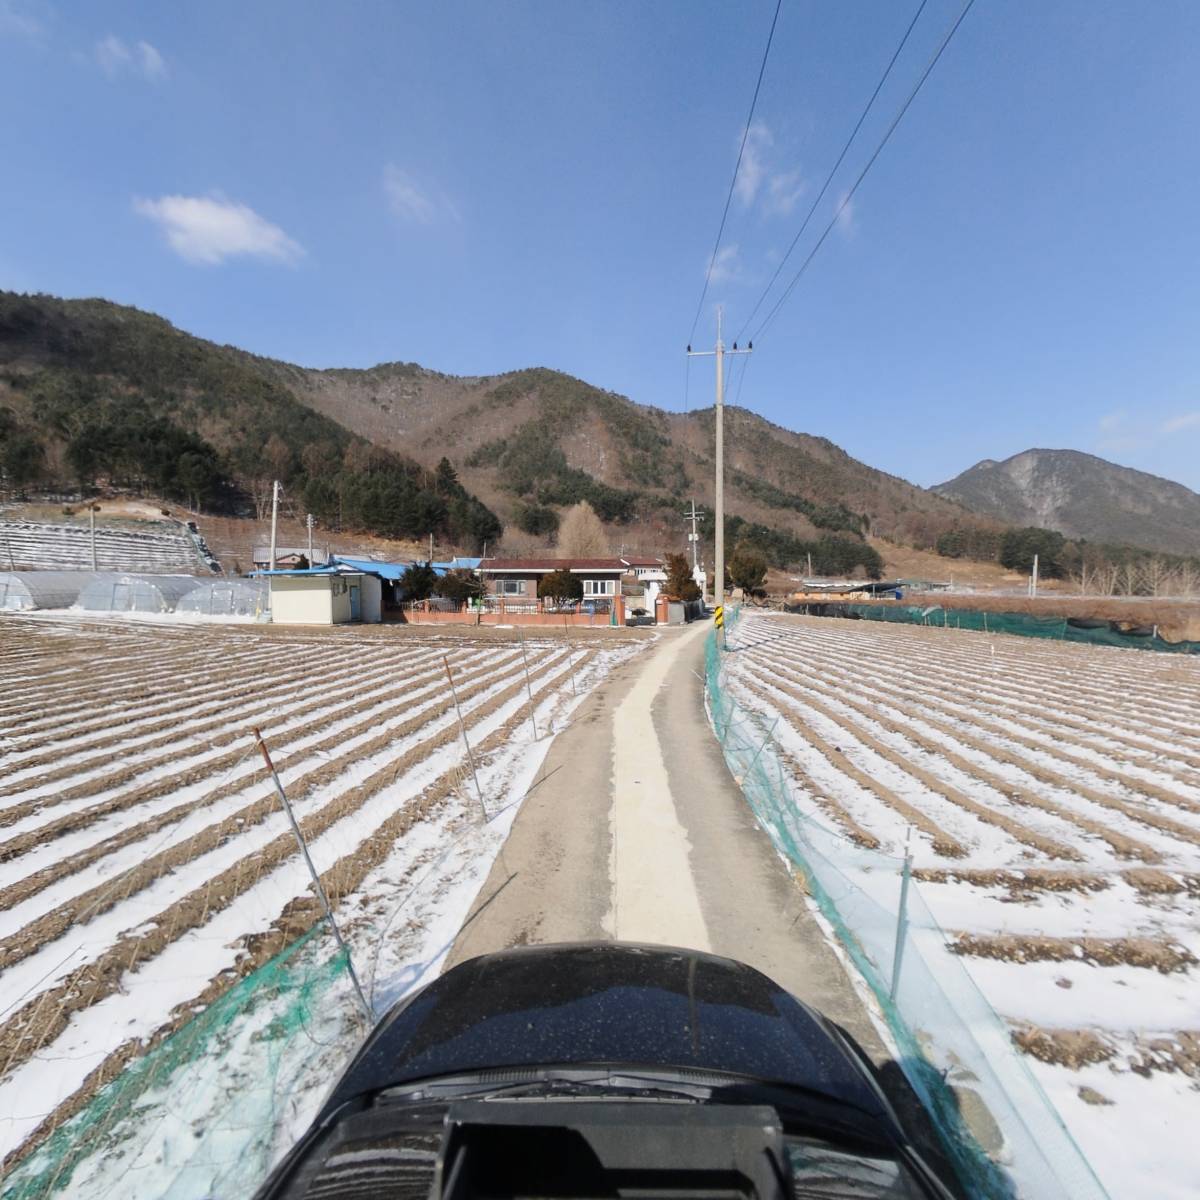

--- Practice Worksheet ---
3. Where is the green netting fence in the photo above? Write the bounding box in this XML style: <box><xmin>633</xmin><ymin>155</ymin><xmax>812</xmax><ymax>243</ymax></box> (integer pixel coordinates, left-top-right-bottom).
<box><xmin>707</xmin><ymin>608</ymin><xmax>1110</xmax><ymax>1200</ymax></box>
<box><xmin>1</xmin><ymin>922</ymin><xmax>368</xmax><ymax>1200</ymax></box>
<box><xmin>790</xmin><ymin>601</ymin><xmax>1200</xmax><ymax>654</ymax></box>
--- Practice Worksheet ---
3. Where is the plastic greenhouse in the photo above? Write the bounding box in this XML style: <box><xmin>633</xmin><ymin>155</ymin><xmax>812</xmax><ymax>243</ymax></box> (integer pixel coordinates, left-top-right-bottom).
<box><xmin>0</xmin><ymin>571</ymin><xmax>122</xmax><ymax>611</ymax></box>
<box><xmin>77</xmin><ymin>574</ymin><xmax>204</xmax><ymax>614</ymax></box>
<box><xmin>177</xmin><ymin>579</ymin><xmax>268</xmax><ymax>618</ymax></box>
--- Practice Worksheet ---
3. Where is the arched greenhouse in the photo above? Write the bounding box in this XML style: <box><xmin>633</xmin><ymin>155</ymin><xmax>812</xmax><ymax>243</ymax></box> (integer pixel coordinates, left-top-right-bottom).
<box><xmin>177</xmin><ymin>579</ymin><xmax>268</xmax><ymax>618</ymax></box>
<box><xmin>76</xmin><ymin>574</ymin><xmax>204</xmax><ymax>614</ymax></box>
<box><xmin>0</xmin><ymin>571</ymin><xmax>121</xmax><ymax>611</ymax></box>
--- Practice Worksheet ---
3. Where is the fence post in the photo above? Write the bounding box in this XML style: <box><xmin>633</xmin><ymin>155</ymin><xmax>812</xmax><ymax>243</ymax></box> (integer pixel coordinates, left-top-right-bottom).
<box><xmin>252</xmin><ymin>727</ymin><xmax>373</xmax><ymax>1022</ymax></box>
<box><xmin>563</xmin><ymin>615</ymin><xmax>578</xmax><ymax>697</ymax></box>
<box><xmin>443</xmin><ymin>656</ymin><xmax>488</xmax><ymax>821</ymax></box>
<box><xmin>889</xmin><ymin>837</ymin><xmax>914</xmax><ymax>1003</ymax></box>
<box><xmin>516</xmin><ymin>629</ymin><xmax>539</xmax><ymax>741</ymax></box>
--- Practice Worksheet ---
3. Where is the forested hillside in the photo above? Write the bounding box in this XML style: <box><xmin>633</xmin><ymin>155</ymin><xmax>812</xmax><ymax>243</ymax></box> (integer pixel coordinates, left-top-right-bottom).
<box><xmin>0</xmin><ymin>290</ymin><xmax>997</xmax><ymax>574</ymax></box>
<box><xmin>0</xmin><ymin>293</ymin><xmax>501</xmax><ymax>550</ymax></box>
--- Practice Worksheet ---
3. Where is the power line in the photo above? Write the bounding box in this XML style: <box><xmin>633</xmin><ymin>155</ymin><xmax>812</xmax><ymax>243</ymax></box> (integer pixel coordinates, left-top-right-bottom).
<box><xmin>735</xmin><ymin>0</ymin><xmax>930</xmax><ymax>343</ymax></box>
<box><xmin>687</xmin><ymin>0</ymin><xmax>784</xmax><ymax>345</ymax></box>
<box><xmin>752</xmin><ymin>0</ymin><xmax>977</xmax><ymax>344</ymax></box>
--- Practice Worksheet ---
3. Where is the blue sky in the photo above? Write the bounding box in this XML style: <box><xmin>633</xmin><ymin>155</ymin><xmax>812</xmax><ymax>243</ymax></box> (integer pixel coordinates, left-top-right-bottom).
<box><xmin>3</xmin><ymin>1</ymin><xmax>1200</xmax><ymax>490</ymax></box>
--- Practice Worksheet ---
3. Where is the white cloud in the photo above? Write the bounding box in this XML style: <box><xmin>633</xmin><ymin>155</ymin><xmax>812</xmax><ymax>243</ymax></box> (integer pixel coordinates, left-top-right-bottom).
<box><xmin>134</xmin><ymin>194</ymin><xmax>304</xmax><ymax>266</ymax></box>
<box><xmin>709</xmin><ymin>244</ymin><xmax>741</xmax><ymax>285</ymax></box>
<box><xmin>383</xmin><ymin>165</ymin><xmax>458</xmax><ymax>224</ymax></box>
<box><xmin>834</xmin><ymin>191</ymin><xmax>856</xmax><ymax>238</ymax></box>
<box><xmin>1161</xmin><ymin>411</ymin><xmax>1200</xmax><ymax>434</ymax></box>
<box><xmin>763</xmin><ymin>169</ymin><xmax>805</xmax><ymax>217</ymax></box>
<box><xmin>136</xmin><ymin>40</ymin><xmax>166</xmax><ymax>79</ymax></box>
<box><xmin>734</xmin><ymin>123</ymin><xmax>807</xmax><ymax>221</ymax></box>
<box><xmin>1098</xmin><ymin>411</ymin><xmax>1125</xmax><ymax>432</ymax></box>
<box><xmin>734</xmin><ymin>123</ymin><xmax>772</xmax><ymax>208</ymax></box>
<box><xmin>0</xmin><ymin>1</ymin><xmax>42</xmax><ymax>38</ymax></box>
<box><xmin>95</xmin><ymin>34</ymin><xmax>167</xmax><ymax>81</ymax></box>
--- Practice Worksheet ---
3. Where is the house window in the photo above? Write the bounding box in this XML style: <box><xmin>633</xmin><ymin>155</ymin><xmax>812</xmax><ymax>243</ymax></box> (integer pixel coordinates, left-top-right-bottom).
<box><xmin>583</xmin><ymin>578</ymin><xmax>616</xmax><ymax>596</ymax></box>
<box><xmin>498</xmin><ymin>579</ymin><xmax>526</xmax><ymax>596</ymax></box>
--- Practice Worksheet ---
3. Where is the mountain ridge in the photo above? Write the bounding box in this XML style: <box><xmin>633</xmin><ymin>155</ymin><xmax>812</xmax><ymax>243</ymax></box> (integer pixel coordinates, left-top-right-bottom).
<box><xmin>934</xmin><ymin>448</ymin><xmax>1200</xmax><ymax>557</ymax></box>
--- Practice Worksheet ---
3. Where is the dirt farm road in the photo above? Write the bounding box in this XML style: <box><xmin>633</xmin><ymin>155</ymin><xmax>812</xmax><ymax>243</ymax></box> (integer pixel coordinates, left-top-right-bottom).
<box><xmin>446</xmin><ymin>620</ymin><xmax>882</xmax><ymax>1054</ymax></box>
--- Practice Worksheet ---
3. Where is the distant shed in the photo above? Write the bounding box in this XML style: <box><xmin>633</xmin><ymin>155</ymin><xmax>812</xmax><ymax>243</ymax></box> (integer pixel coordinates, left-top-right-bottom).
<box><xmin>0</xmin><ymin>571</ymin><xmax>121</xmax><ymax>611</ymax></box>
<box><xmin>77</xmin><ymin>574</ymin><xmax>204</xmax><ymax>614</ymax></box>
<box><xmin>259</xmin><ymin>567</ymin><xmax>382</xmax><ymax>625</ymax></box>
<box><xmin>177</xmin><ymin>579</ymin><xmax>268</xmax><ymax>618</ymax></box>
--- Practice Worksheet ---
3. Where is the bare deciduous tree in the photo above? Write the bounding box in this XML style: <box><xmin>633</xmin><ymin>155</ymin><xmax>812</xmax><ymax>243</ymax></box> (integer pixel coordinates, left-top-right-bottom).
<box><xmin>557</xmin><ymin>501</ymin><xmax>608</xmax><ymax>558</ymax></box>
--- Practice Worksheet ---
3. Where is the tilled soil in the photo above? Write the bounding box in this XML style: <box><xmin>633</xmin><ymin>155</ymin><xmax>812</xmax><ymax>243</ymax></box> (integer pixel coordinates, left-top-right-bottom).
<box><xmin>0</xmin><ymin>614</ymin><xmax>639</xmax><ymax>1171</ymax></box>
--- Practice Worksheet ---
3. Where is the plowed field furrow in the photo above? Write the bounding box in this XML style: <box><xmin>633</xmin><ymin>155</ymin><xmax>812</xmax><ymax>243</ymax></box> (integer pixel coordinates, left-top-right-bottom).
<box><xmin>756</xmin><ymin>652</ymin><xmax>1163</xmax><ymax>864</ymax></box>
<box><xmin>0</xmin><ymin>647</ymin><xmax>585</xmax><ymax>1083</ymax></box>
<box><xmin>0</xmin><ymin>650</ymin><xmax>527</xmax><ymax>919</ymax></box>
<box><xmin>0</xmin><ymin>645</ymin><xmax>461</xmax><ymax>794</ymax></box>
<box><xmin>0</xmin><ymin>639</ymin><xmax>369</xmax><ymax>748</ymax></box>
<box><xmin>0</xmin><ymin>643</ymin><xmax>451</xmax><ymax>773</ymax></box>
<box><xmin>736</xmin><ymin>678</ymin><xmax>882</xmax><ymax>848</ymax></box>
<box><xmin>766</xmin><ymin>640</ymin><xmax>1200</xmax><ymax>831</ymax></box>
<box><xmin>0</xmin><ymin>639</ymin><xmax>219</xmax><ymax>703</ymax></box>
<box><xmin>788</xmin><ymin>621</ymin><xmax>1200</xmax><ymax>730</ymax></box>
<box><xmin>758</xmin><ymin>633</ymin><xmax>1194</xmax><ymax>857</ymax></box>
<box><xmin>728</xmin><ymin>675</ymin><xmax>968</xmax><ymax>857</ymax></box>
<box><xmin>3</xmin><ymin>648</ymin><xmax>592</xmax><ymax>1170</ymax></box>
<box><xmin>740</xmin><ymin>666</ymin><xmax>1077</xmax><ymax>860</ymax></box>
<box><xmin>0</xmin><ymin>648</ymin><xmax>561</xmax><ymax>945</ymax></box>
<box><xmin>0</xmin><ymin>644</ymin><xmax>277</xmax><ymax>730</ymax></box>
<box><xmin>792</xmin><ymin>632</ymin><xmax>1200</xmax><ymax>774</ymax></box>
<box><xmin>778</xmin><ymin>633</ymin><xmax>1200</xmax><ymax>794</ymax></box>
<box><xmin>791</xmin><ymin>625</ymin><xmax>1200</xmax><ymax>747</ymax></box>
<box><xmin>0</xmin><ymin>649</ymin><xmax>562</xmax><ymax>1011</ymax></box>
<box><xmin>0</xmin><ymin>647</ymin><xmax>527</xmax><ymax>861</ymax></box>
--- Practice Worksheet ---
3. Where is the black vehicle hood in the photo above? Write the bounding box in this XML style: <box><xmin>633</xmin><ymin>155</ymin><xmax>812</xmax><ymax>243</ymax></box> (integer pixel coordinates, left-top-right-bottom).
<box><xmin>323</xmin><ymin>942</ymin><xmax>885</xmax><ymax>1119</ymax></box>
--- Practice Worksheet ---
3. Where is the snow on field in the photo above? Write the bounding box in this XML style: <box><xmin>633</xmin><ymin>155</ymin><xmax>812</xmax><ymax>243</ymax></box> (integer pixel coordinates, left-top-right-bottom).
<box><xmin>0</xmin><ymin>614</ymin><xmax>647</xmax><ymax>1195</ymax></box>
<box><xmin>727</xmin><ymin>611</ymin><xmax>1200</xmax><ymax>1199</ymax></box>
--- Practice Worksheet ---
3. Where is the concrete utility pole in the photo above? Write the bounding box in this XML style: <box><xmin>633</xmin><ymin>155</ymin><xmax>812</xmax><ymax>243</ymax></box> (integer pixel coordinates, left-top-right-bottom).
<box><xmin>684</xmin><ymin>499</ymin><xmax>705</xmax><ymax>573</ymax></box>
<box><xmin>1031</xmin><ymin>553</ymin><xmax>1039</xmax><ymax>598</ymax></box>
<box><xmin>306</xmin><ymin>512</ymin><xmax>314</xmax><ymax>564</ymax></box>
<box><xmin>269</xmin><ymin>480</ymin><xmax>281</xmax><ymax>570</ymax></box>
<box><xmin>89</xmin><ymin>505</ymin><xmax>97</xmax><ymax>571</ymax></box>
<box><xmin>688</xmin><ymin>308</ymin><xmax>751</xmax><ymax>613</ymax></box>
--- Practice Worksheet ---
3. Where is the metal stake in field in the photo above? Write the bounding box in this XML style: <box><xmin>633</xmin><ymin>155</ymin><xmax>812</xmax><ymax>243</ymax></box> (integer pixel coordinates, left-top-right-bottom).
<box><xmin>889</xmin><ymin>829</ymin><xmax>914</xmax><ymax>1002</ymax></box>
<box><xmin>442</xmin><ymin>655</ymin><xmax>487</xmax><ymax>820</ymax></box>
<box><xmin>516</xmin><ymin>629</ymin><xmax>539</xmax><ymax>740</ymax></box>
<box><xmin>251</xmin><ymin>726</ymin><xmax>373</xmax><ymax>1021</ymax></box>
<box><xmin>563</xmin><ymin>615</ymin><xmax>578</xmax><ymax>697</ymax></box>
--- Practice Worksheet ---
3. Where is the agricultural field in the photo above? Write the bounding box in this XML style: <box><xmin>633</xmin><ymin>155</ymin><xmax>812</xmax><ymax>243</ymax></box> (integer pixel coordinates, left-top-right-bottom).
<box><xmin>0</xmin><ymin>614</ymin><xmax>647</xmax><ymax>1184</ymax></box>
<box><xmin>728</xmin><ymin>611</ymin><xmax>1200</xmax><ymax>1197</ymax></box>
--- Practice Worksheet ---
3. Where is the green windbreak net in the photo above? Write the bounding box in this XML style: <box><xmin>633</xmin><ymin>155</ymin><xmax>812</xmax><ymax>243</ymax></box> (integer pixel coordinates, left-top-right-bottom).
<box><xmin>789</xmin><ymin>601</ymin><xmax>1200</xmax><ymax>654</ymax></box>
<box><xmin>707</xmin><ymin>609</ymin><xmax>1110</xmax><ymax>1200</ymax></box>
<box><xmin>2</xmin><ymin>922</ymin><xmax>368</xmax><ymax>1200</ymax></box>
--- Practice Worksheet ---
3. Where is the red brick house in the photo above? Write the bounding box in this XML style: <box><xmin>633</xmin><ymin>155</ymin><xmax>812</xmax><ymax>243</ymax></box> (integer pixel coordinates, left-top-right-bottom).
<box><xmin>477</xmin><ymin>558</ymin><xmax>628</xmax><ymax>605</ymax></box>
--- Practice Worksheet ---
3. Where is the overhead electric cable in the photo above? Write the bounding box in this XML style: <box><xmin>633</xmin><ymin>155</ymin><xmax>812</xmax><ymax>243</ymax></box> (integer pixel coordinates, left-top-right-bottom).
<box><xmin>752</xmin><ymin>0</ymin><xmax>976</xmax><ymax>344</ymax></box>
<box><xmin>735</xmin><ymin>0</ymin><xmax>930</xmax><ymax>343</ymax></box>
<box><xmin>687</xmin><ymin>0</ymin><xmax>784</xmax><ymax>346</ymax></box>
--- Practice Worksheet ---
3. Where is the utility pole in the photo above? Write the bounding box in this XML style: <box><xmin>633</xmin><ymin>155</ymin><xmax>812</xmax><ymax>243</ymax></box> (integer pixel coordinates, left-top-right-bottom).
<box><xmin>268</xmin><ymin>480</ymin><xmax>281</xmax><ymax>571</ymax></box>
<box><xmin>429</xmin><ymin>532</ymin><xmax>434</xmax><ymax>564</ymax></box>
<box><xmin>1031</xmin><ymin>553</ymin><xmax>1039</xmax><ymax>598</ymax></box>
<box><xmin>89</xmin><ymin>504</ymin><xmax>97</xmax><ymax>571</ymax></box>
<box><xmin>306</xmin><ymin>512</ymin><xmax>314</xmax><ymax>564</ymax></box>
<box><xmin>688</xmin><ymin>308</ymin><xmax>751</xmax><ymax>617</ymax></box>
<box><xmin>684</xmin><ymin>499</ymin><xmax>705</xmax><ymax>573</ymax></box>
